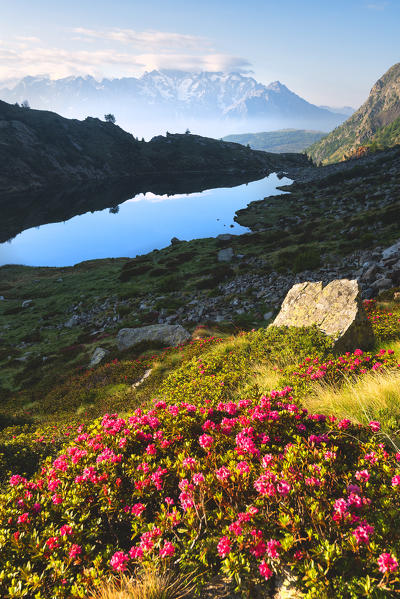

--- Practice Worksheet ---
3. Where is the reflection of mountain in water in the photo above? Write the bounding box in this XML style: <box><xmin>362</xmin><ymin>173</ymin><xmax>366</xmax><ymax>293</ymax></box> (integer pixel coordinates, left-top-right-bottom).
<box><xmin>1</xmin><ymin>171</ymin><xmax>267</xmax><ymax>244</ymax></box>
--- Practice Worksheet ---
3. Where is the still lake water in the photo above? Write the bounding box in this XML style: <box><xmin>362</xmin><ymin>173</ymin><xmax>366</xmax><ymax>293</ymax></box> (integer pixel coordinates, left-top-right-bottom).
<box><xmin>0</xmin><ymin>173</ymin><xmax>291</xmax><ymax>267</ymax></box>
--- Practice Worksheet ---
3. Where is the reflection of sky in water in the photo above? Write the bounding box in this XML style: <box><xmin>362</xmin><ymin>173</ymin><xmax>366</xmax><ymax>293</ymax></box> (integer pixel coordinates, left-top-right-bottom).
<box><xmin>0</xmin><ymin>174</ymin><xmax>291</xmax><ymax>267</ymax></box>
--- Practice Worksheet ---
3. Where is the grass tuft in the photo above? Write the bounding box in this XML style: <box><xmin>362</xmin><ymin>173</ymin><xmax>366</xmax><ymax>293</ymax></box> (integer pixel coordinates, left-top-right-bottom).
<box><xmin>91</xmin><ymin>569</ymin><xmax>194</xmax><ymax>599</ymax></box>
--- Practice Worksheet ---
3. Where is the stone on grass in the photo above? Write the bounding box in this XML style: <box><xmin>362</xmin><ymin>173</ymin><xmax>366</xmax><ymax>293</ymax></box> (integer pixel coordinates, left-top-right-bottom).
<box><xmin>218</xmin><ymin>248</ymin><xmax>234</xmax><ymax>262</ymax></box>
<box><xmin>371</xmin><ymin>278</ymin><xmax>392</xmax><ymax>291</ymax></box>
<box><xmin>271</xmin><ymin>279</ymin><xmax>374</xmax><ymax>353</ymax></box>
<box><xmin>117</xmin><ymin>324</ymin><xmax>190</xmax><ymax>351</ymax></box>
<box><xmin>22</xmin><ymin>299</ymin><xmax>33</xmax><ymax>308</ymax></box>
<box><xmin>89</xmin><ymin>347</ymin><xmax>109</xmax><ymax>368</ymax></box>
<box><xmin>382</xmin><ymin>240</ymin><xmax>400</xmax><ymax>260</ymax></box>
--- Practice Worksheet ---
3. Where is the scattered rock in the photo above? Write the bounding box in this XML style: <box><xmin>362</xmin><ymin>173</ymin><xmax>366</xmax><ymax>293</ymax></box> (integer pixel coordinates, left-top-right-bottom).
<box><xmin>382</xmin><ymin>241</ymin><xmax>400</xmax><ymax>260</ymax></box>
<box><xmin>131</xmin><ymin>369</ymin><xmax>152</xmax><ymax>388</ymax></box>
<box><xmin>218</xmin><ymin>248</ymin><xmax>234</xmax><ymax>262</ymax></box>
<box><xmin>22</xmin><ymin>299</ymin><xmax>33</xmax><ymax>308</ymax></box>
<box><xmin>170</xmin><ymin>237</ymin><xmax>181</xmax><ymax>245</ymax></box>
<box><xmin>89</xmin><ymin>347</ymin><xmax>109</xmax><ymax>367</ymax></box>
<box><xmin>263</xmin><ymin>311</ymin><xmax>274</xmax><ymax>321</ymax></box>
<box><xmin>64</xmin><ymin>315</ymin><xmax>80</xmax><ymax>328</ymax></box>
<box><xmin>0</xmin><ymin>296</ymin><xmax>4</xmax><ymax>301</ymax></box>
<box><xmin>371</xmin><ymin>277</ymin><xmax>392</xmax><ymax>290</ymax></box>
<box><xmin>117</xmin><ymin>324</ymin><xmax>191</xmax><ymax>351</ymax></box>
<box><xmin>271</xmin><ymin>279</ymin><xmax>374</xmax><ymax>352</ymax></box>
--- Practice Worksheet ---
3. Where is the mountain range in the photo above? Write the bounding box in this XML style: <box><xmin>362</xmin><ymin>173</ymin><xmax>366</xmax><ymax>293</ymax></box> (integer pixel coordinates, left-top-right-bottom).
<box><xmin>0</xmin><ymin>70</ymin><xmax>347</xmax><ymax>137</ymax></box>
<box><xmin>307</xmin><ymin>63</ymin><xmax>400</xmax><ymax>164</ymax></box>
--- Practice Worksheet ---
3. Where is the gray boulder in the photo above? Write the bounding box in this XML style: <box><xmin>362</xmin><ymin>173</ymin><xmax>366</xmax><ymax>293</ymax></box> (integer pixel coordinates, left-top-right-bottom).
<box><xmin>382</xmin><ymin>240</ymin><xmax>400</xmax><ymax>260</ymax></box>
<box><xmin>89</xmin><ymin>347</ymin><xmax>109</xmax><ymax>367</ymax></box>
<box><xmin>22</xmin><ymin>299</ymin><xmax>33</xmax><ymax>308</ymax></box>
<box><xmin>218</xmin><ymin>248</ymin><xmax>234</xmax><ymax>262</ymax></box>
<box><xmin>271</xmin><ymin>279</ymin><xmax>374</xmax><ymax>353</ymax></box>
<box><xmin>117</xmin><ymin>324</ymin><xmax>191</xmax><ymax>351</ymax></box>
<box><xmin>371</xmin><ymin>277</ymin><xmax>392</xmax><ymax>290</ymax></box>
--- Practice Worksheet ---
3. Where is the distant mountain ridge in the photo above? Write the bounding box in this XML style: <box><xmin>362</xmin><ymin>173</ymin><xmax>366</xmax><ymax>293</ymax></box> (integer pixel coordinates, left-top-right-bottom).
<box><xmin>307</xmin><ymin>63</ymin><xmax>400</xmax><ymax>164</ymax></box>
<box><xmin>223</xmin><ymin>129</ymin><xmax>326</xmax><ymax>153</ymax></box>
<box><xmin>0</xmin><ymin>70</ymin><xmax>346</xmax><ymax>135</ymax></box>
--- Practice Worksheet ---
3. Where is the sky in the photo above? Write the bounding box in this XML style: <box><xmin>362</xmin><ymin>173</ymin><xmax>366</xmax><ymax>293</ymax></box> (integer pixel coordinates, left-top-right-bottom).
<box><xmin>0</xmin><ymin>0</ymin><xmax>399</xmax><ymax>107</ymax></box>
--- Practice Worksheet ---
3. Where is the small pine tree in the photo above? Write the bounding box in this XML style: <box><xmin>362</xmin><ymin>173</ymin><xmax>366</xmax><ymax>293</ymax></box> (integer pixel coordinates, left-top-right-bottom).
<box><xmin>104</xmin><ymin>113</ymin><xmax>116</xmax><ymax>124</ymax></box>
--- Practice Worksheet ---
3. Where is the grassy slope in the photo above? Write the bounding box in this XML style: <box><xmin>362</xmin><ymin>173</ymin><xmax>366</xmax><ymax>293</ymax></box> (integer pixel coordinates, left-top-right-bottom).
<box><xmin>223</xmin><ymin>129</ymin><xmax>326</xmax><ymax>153</ymax></box>
<box><xmin>1</xmin><ymin>298</ymin><xmax>400</xmax><ymax>597</ymax></box>
<box><xmin>2</xmin><ymin>147</ymin><xmax>400</xmax><ymax>395</ymax></box>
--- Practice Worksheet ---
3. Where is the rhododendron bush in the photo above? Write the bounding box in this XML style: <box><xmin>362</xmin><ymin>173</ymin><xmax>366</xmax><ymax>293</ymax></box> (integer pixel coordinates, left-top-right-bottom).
<box><xmin>1</xmin><ymin>388</ymin><xmax>400</xmax><ymax>598</ymax></box>
<box><xmin>364</xmin><ymin>299</ymin><xmax>400</xmax><ymax>341</ymax></box>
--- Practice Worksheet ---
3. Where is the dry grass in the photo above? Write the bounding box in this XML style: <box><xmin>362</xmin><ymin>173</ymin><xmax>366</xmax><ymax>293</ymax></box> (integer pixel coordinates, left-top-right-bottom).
<box><xmin>90</xmin><ymin>568</ymin><xmax>195</xmax><ymax>599</ymax></box>
<box><xmin>302</xmin><ymin>368</ymin><xmax>400</xmax><ymax>449</ymax></box>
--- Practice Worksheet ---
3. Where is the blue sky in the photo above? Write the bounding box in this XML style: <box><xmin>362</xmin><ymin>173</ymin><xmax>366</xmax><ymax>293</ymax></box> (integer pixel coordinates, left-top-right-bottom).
<box><xmin>0</xmin><ymin>0</ymin><xmax>399</xmax><ymax>107</ymax></box>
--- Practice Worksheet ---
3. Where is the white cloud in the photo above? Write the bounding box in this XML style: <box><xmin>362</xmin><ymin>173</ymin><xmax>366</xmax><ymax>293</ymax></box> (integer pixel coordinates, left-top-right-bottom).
<box><xmin>0</xmin><ymin>32</ymin><xmax>252</xmax><ymax>82</ymax></box>
<box><xmin>15</xmin><ymin>36</ymin><xmax>41</xmax><ymax>43</ymax></box>
<box><xmin>366</xmin><ymin>2</ymin><xmax>388</xmax><ymax>9</ymax></box>
<box><xmin>72</xmin><ymin>27</ymin><xmax>212</xmax><ymax>51</ymax></box>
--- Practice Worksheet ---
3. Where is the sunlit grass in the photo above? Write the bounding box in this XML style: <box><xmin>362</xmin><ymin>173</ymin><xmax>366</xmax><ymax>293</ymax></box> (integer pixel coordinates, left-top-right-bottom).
<box><xmin>90</xmin><ymin>569</ymin><xmax>194</xmax><ymax>599</ymax></box>
<box><xmin>303</xmin><ymin>368</ymin><xmax>400</xmax><ymax>448</ymax></box>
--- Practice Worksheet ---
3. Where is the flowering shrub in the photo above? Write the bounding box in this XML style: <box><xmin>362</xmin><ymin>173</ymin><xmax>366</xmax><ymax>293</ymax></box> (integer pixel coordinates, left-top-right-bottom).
<box><xmin>0</xmin><ymin>422</ymin><xmax>85</xmax><ymax>484</ymax></box>
<box><xmin>364</xmin><ymin>299</ymin><xmax>400</xmax><ymax>341</ymax></box>
<box><xmin>284</xmin><ymin>348</ymin><xmax>398</xmax><ymax>396</ymax></box>
<box><xmin>1</xmin><ymin>388</ymin><xmax>400</xmax><ymax>598</ymax></box>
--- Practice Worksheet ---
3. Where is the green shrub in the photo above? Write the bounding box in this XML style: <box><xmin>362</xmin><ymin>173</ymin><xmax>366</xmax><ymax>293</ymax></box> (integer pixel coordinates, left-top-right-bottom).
<box><xmin>1</xmin><ymin>390</ymin><xmax>400</xmax><ymax>598</ymax></box>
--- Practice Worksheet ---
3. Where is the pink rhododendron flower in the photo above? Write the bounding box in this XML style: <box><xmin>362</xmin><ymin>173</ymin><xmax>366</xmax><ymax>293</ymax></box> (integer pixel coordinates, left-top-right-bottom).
<box><xmin>182</xmin><ymin>457</ymin><xmax>197</xmax><ymax>469</ymax></box>
<box><xmin>355</xmin><ymin>470</ymin><xmax>370</xmax><ymax>482</ymax></box>
<box><xmin>217</xmin><ymin>536</ymin><xmax>231</xmax><ymax>557</ymax></box>
<box><xmin>110</xmin><ymin>551</ymin><xmax>129</xmax><ymax>571</ymax></box>
<box><xmin>277</xmin><ymin>480</ymin><xmax>291</xmax><ymax>495</ymax></box>
<box><xmin>159</xmin><ymin>542</ymin><xmax>175</xmax><ymax>557</ymax></box>
<box><xmin>60</xmin><ymin>525</ymin><xmax>73</xmax><ymax>536</ymax></box>
<box><xmin>199</xmin><ymin>434</ymin><xmax>214</xmax><ymax>450</ymax></box>
<box><xmin>46</xmin><ymin>536</ymin><xmax>59</xmax><ymax>551</ymax></box>
<box><xmin>229</xmin><ymin>521</ymin><xmax>242</xmax><ymax>536</ymax></box>
<box><xmin>378</xmin><ymin>552</ymin><xmax>399</xmax><ymax>573</ymax></box>
<box><xmin>131</xmin><ymin>503</ymin><xmax>146</xmax><ymax>516</ymax></box>
<box><xmin>215</xmin><ymin>466</ymin><xmax>231</xmax><ymax>481</ymax></box>
<box><xmin>17</xmin><ymin>513</ymin><xmax>30</xmax><ymax>524</ymax></box>
<box><xmin>267</xmin><ymin>539</ymin><xmax>281</xmax><ymax>559</ymax></box>
<box><xmin>69</xmin><ymin>544</ymin><xmax>81</xmax><ymax>559</ymax></box>
<box><xmin>193</xmin><ymin>472</ymin><xmax>205</xmax><ymax>485</ymax></box>
<box><xmin>353</xmin><ymin>524</ymin><xmax>374</xmax><ymax>544</ymax></box>
<box><xmin>259</xmin><ymin>560</ymin><xmax>273</xmax><ymax>579</ymax></box>
<box><xmin>236</xmin><ymin>460</ymin><xmax>250</xmax><ymax>474</ymax></box>
<box><xmin>369</xmin><ymin>421</ymin><xmax>381</xmax><ymax>432</ymax></box>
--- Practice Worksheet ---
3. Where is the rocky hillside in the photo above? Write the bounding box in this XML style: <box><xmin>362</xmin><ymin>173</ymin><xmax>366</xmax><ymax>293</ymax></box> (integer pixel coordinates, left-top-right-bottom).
<box><xmin>307</xmin><ymin>63</ymin><xmax>400</xmax><ymax>164</ymax></box>
<box><xmin>223</xmin><ymin>129</ymin><xmax>325</xmax><ymax>153</ymax></box>
<box><xmin>0</xmin><ymin>100</ymin><xmax>307</xmax><ymax>193</ymax></box>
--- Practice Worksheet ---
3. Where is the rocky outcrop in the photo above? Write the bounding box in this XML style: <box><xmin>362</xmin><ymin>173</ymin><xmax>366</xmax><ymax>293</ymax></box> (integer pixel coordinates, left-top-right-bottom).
<box><xmin>271</xmin><ymin>279</ymin><xmax>374</xmax><ymax>352</ymax></box>
<box><xmin>307</xmin><ymin>62</ymin><xmax>400</xmax><ymax>164</ymax></box>
<box><xmin>117</xmin><ymin>324</ymin><xmax>191</xmax><ymax>351</ymax></box>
